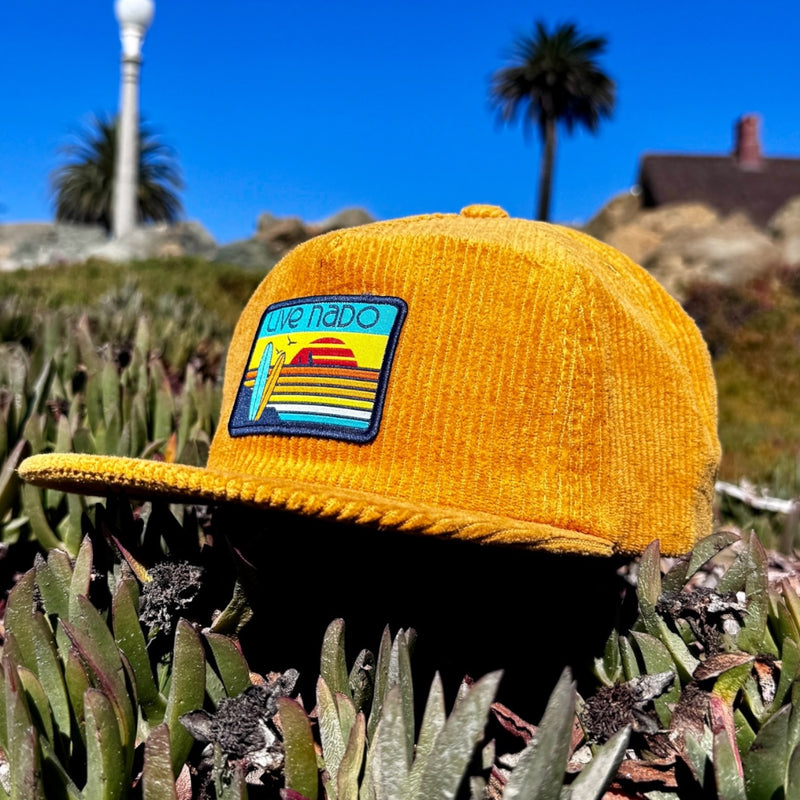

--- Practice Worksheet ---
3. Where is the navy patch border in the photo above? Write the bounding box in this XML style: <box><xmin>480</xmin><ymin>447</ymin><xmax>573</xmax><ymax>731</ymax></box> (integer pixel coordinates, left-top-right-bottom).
<box><xmin>228</xmin><ymin>294</ymin><xmax>407</xmax><ymax>443</ymax></box>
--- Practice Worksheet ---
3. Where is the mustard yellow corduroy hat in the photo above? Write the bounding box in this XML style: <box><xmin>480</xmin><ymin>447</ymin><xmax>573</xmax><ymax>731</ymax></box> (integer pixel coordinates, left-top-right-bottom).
<box><xmin>19</xmin><ymin>205</ymin><xmax>720</xmax><ymax>556</ymax></box>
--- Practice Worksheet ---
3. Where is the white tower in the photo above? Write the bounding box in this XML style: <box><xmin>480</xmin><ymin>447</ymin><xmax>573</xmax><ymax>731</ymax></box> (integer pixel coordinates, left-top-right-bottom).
<box><xmin>112</xmin><ymin>0</ymin><xmax>154</xmax><ymax>239</ymax></box>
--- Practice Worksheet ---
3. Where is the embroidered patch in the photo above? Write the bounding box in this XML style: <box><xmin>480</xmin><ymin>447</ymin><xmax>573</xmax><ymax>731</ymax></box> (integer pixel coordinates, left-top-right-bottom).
<box><xmin>228</xmin><ymin>295</ymin><xmax>407</xmax><ymax>442</ymax></box>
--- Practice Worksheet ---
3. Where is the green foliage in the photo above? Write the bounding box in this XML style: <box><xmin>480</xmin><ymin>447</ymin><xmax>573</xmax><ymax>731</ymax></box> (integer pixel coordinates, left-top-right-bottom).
<box><xmin>684</xmin><ymin>268</ymin><xmax>800</xmax><ymax>494</ymax></box>
<box><xmin>0</xmin><ymin>258</ymin><xmax>261</xmax><ymax>333</ymax></box>
<box><xmin>50</xmin><ymin>114</ymin><xmax>183</xmax><ymax>233</ymax></box>
<box><xmin>0</xmin><ymin>503</ymin><xmax>250</xmax><ymax>798</ymax></box>
<box><xmin>0</xmin><ymin>306</ymin><xmax>220</xmax><ymax>556</ymax></box>
<box><xmin>0</xmin><ymin>494</ymin><xmax>629</xmax><ymax>799</ymax></box>
<box><xmin>266</xmin><ymin>621</ymin><xmax>627</xmax><ymax>800</ymax></box>
<box><xmin>593</xmin><ymin>532</ymin><xmax>800</xmax><ymax>798</ymax></box>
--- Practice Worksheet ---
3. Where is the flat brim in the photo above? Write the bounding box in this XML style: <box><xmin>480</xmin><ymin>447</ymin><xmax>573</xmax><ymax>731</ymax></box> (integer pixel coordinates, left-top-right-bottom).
<box><xmin>18</xmin><ymin>453</ymin><xmax>615</xmax><ymax>556</ymax></box>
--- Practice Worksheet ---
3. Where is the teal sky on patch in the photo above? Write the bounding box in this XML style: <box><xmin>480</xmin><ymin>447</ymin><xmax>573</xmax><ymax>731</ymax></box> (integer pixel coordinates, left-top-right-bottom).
<box><xmin>259</xmin><ymin>300</ymin><xmax>400</xmax><ymax>337</ymax></box>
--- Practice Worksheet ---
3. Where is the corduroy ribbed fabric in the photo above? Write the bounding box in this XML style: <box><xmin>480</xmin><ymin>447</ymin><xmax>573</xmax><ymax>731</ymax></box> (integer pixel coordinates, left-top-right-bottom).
<box><xmin>19</xmin><ymin>205</ymin><xmax>721</xmax><ymax>556</ymax></box>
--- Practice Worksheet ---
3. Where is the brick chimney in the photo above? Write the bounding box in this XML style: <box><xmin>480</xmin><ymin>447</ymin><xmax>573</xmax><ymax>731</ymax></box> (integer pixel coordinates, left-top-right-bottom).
<box><xmin>733</xmin><ymin>114</ymin><xmax>763</xmax><ymax>170</ymax></box>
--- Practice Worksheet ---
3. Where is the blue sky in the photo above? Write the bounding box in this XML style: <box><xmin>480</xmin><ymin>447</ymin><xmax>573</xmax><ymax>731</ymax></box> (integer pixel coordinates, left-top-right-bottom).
<box><xmin>2</xmin><ymin>0</ymin><xmax>798</xmax><ymax>244</ymax></box>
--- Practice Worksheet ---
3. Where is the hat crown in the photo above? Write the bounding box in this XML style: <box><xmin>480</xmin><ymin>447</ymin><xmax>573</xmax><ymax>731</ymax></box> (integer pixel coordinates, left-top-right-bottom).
<box><xmin>208</xmin><ymin>211</ymin><xmax>719</xmax><ymax>555</ymax></box>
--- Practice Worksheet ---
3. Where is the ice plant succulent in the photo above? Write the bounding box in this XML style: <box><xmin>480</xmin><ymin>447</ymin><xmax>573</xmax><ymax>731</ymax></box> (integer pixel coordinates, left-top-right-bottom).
<box><xmin>591</xmin><ymin>530</ymin><xmax>800</xmax><ymax>798</ymax></box>
<box><xmin>0</xmin><ymin>502</ymin><xmax>251</xmax><ymax>798</ymax></box>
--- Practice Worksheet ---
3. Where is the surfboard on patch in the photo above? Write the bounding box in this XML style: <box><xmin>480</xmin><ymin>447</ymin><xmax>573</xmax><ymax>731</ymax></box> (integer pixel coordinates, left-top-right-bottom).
<box><xmin>249</xmin><ymin>341</ymin><xmax>273</xmax><ymax>421</ymax></box>
<box><xmin>255</xmin><ymin>349</ymin><xmax>286</xmax><ymax>421</ymax></box>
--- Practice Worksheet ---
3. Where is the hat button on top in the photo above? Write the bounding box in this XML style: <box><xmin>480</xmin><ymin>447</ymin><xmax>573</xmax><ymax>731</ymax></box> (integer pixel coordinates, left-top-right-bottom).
<box><xmin>459</xmin><ymin>204</ymin><xmax>509</xmax><ymax>219</ymax></box>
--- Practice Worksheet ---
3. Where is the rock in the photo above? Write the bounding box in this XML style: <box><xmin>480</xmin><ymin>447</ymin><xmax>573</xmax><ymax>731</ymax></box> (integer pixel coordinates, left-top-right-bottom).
<box><xmin>316</xmin><ymin>207</ymin><xmax>374</xmax><ymax>232</ymax></box>
<box><xmin>584</xmin><ymin>198</ymin><xmax>790</xmax><ymax>299</ymax></box>
<box><xmin>584</xmin><ymin>192</ymin><xmax>642</xmax><ymax>240</ymax></box>
<box><xmin>161</xmin><ymin>221</ymin><xmax>218</xmax><ymax>259</ymax></box>
<box><xmin>635</xmin><ymin>202</ymin><xmax>720</xmax><ymax>236</ymax></box>
<box><xmin>88</xmin><ymin>220</ymin><xmax>217</xmax><ymax>262</ymax></box>
<box><xmin>643</xmin><ymin>214</ymin><xmax>782</xmax><ymax>301</ymax></box>
<box><xmin>214</xmin><ymin>238</ymin><xmax>279</xmax><ymax>272</ymax></box>
<box><xmin>601</xmin><ymin>203</ymin><xmax>721</xmax><ymax>266</ymax></box>
<box><xmin>0</xmin><ymin>208</ymin><xmax>372</xmax><ymax>270</ymax></box>
<box><xmin>1</xmin><ymin>223</ymin><xmax>107</xmax><ymax>270</ymax></box>
<box><xmin>768</xmin><ymin>195</ymin><xmax>800</xmax><ymax>266</ymax></box>
<box><xmin>255</xmin><ymin>214</ymin><xmax>308</xmax><ymax>251</ymax></box>
<box><xmin>602</xmin><ymin>224</ymin><xmax>664</xmax><ymax>266</ymax></box>
<box><xmin>254</xmin><ymin>207</ymin><xmax>376</xmax><ymax>262</ymax></box>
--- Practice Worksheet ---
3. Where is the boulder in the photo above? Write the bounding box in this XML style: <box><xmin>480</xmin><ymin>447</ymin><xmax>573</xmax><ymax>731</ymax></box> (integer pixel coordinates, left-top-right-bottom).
<box><xmin>254</xmin><ymin>207</ymin><xmax>376</xmax><ymax>262</ymax></box>
<box><xmin>255</xmin><ymin>214</ymin><xmax>308</xmax><ymax>251</ymax></box>
<box><xmin>315</xmin><ymin>207</ymin><xmax>374</xmax><ymax>232</ymax></box>
<box><xmin>587</xmin><ymin>198</ymin><xmax>722</xmax><ymax>270</ymax></box>
<box><xmin>1</xmin><ymin>223</ymin><xmax>107</xmax><ymax>270</ymax></box>
<box><xmin>87</xmin><ymin>220</ymin><xmax>217</xmax><ymax>263</ymax></box>
<box><xmin>601</xmin><ymin>224</ymin><xmax>663</xmax><ymax>266</ymax></box>
<box><xmin>635</xmin><ymin>202</ymin><xmax>720</xmax><ymax>236</ymax></box>
<box><xmin>214</xmin><ymin>238</ymin><xmax>279</xmax><ymax>272</ymax></box>
<box><xmin>0</xmin><ymin>208</ymin><xmax>374</xmax><ymax>270</ymax></box>
<box><xmin>583</xmin><ymin>192</ymin><xmax>642</xmax><ymax>240</ymax></box>
<box><xmin>768</xmin><ymin>195</ymin><xmax>800</xmax><ymax>266</ymax></box>
<box><xmin>643</xmin><ymin>214</ymin><xmax>782</xmax><ymax>300</ymax></box>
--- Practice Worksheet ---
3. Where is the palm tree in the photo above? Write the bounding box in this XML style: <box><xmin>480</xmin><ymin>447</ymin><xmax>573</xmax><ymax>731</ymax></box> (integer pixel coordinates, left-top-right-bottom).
<box><xmin>50</xmin><ymin>114</ymin><xmax>184</xmax><ymax>233</ymax></box>
<box><xmin>490</xmin><ymin>21</ymin><xmax>615</xmax><ymax>221</ymax></box>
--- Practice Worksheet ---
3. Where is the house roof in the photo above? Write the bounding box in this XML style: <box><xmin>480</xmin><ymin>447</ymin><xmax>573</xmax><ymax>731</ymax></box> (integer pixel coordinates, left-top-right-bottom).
<box><xmin>638</xmin><ymin>154</ymin><xmax>800</xmax><ymax>228</ymax></box>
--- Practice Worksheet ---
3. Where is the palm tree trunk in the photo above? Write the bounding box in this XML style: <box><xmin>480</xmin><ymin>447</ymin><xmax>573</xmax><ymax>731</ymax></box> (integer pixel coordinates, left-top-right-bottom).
<box><xmin>536</xmin><ymin>116</ymin><xmax>557</xmax><ymax>221</ymax></box>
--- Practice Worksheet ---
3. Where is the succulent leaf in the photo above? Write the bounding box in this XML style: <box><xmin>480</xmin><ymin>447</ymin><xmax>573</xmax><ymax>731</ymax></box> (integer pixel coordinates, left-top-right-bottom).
<box><xmin>164</xmin><ymin>619</ymin><xmax>206</xmax><ymax>777</ymax></box>
<box><xmin>0</xmin><ymin>439</ymin><xmax>29</xmax><ymax>521</ymax></box>
<box><xmin>16</xmin><ymin>668</ymin><xmax>54</xmax><ymax>748</ymax></box>
<box><xmin>82</xmin><ymin>688</ymin><xmax>125</xmax><ymax>800</ymax></box>
<box><xmin>277</xmin><ymin>697</ymin><xmax>319</xmax><ymax>800</ymax></box>
<box><xmin>204</xmin><ymin>631</ymin><xmax>252</xmax><ymax>700</ymax></box>
<box><xmin>388</xmin><ymin>632</ymin><xmax>414</xmax><ymax>766</ymax></box>
<box><xmin>5</xmin><ymin>571</ymin><xmax>40</xmax><ymax>672</ymax></box>
<box><xmin>636</xmin><ymin>539</ymin><xmax>662</xmax><ymax>637</ymax></box>
<box><xmin>771</xmin><ymin>636</ymin><xmax>800</xmax><ymax>712</ymax></box>
<box><xmin>618</xmin><ymin>635</ymin><xmax>640</xmax><ymax>681</ymax></box>
<box><xmin>370</xmin><ymin>686</ymin><xmax>411</xmax><ymax>800</ymax></box>
<box><xmin>412</xmin><ymin>670</ymin><xmax>501</xmax><ymax>800</ymax></box>
<box><xmin>732</xmin><ymin>534</ymin><xmax>769</xmax><ymax>654</ymax></box>
<box><xmin>713</xmin><ymin>724</ymin><xmax>747</xmax><ymax>800</ymax></box>
<box><xmin>10</xmin><ymin>725</ymin><xmax>46</xmax><ymax>800</ymax></box>
<box><xmin>661</xmin><ymin>530</ymin><xmax>741</xmax><ymax>594</ymax></box>
<box><xmin>317</xmin><ymin>678</ymin><xmax>346</xmax><ymax>799</ymax></box>
<box><xmin>209</xmin><ymin>580</ymin><xmax>254</xmax><ymax>636</ymax></box>
<box><xmin>656</xmin><ymin>618</ymin><xmax>699</xmax><ymax>682</ymax></box>
<box><xmin>743</xmin><ymin>702</ymin><xmax>790</xmax><ymax>799</ymax></box>
<box><xmin>3</xmin><ymin>658</ymin><xmax>45</xmax><ymax>800</ymax></box>
<box><xmin>20</xmin><ymin>484</ymin><xmax>61</xmax><ymax>552</ymax></box>
<box><xmin>404</xmin><ymin>672</ymin><xmax>446</xmax><ymax>798</ymax></box>
<box><xmin>347</xmin><ymin>649</ymin><xmax>375</xmax><ymax>715</ymax></box>
<box><xmin>60</xmin><ymin>610</ymin><xmax>135</xmax><ymax>773</ymax></box>
<box><xmin>566</xmin><ymin>724</ymin><xmax>630</xmax><ymax>800</ymax></box>
<box><xmin>786</xmin><ymin>742</ymin><xmax>800</xmax><ymax>800</ymax></box>
<box><xmin>336</xmin><ymin>712</ymin><xmax>365</xmax><ymax>800</ymax></box>
<box><xmin>62</xmin><ymin>648</ymin><xmax>90</xmax><ymax>743</ymax></box>
<box><xmin>321</xmin><ymin>619</ymin><xmax>350</xmax><ymax>698</ymax></box>
<box><xmin>68</xmin><ymin>537</ymin><xmax>93</xmax><ymax>623</ymax></box>
<box><xmin>61</xmin><ymin>493</ymin><xmax>85</xmax><ymax>558</ymax></box>
<box><xmin>142</xmin><ymin>724</ymin><xmax>179</xmax><ymax>800</ymax></box>
<box><xmin>631</xmin><ymin>632</ymin><xmax>678</xmax><ymax>727</ymax></box>
<box><xmin>367</xmin><ymin>627</ymin><xmax>392</xmax><ymax>743</ymax></box>
<box><xmin>594</xmin><ymin>630</ymin><xmax>622</xmax><ymax>687</ymax></box>
<box><xmin>112</xmin><ymin>578</ymin><xmax>165</xmax><ymax>721</ymax></box>
<box><xmin>502</xmin><ymin>668</ymin><xmax>576</xmax><ymax>800</ymax></box>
